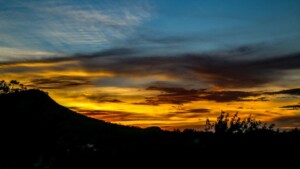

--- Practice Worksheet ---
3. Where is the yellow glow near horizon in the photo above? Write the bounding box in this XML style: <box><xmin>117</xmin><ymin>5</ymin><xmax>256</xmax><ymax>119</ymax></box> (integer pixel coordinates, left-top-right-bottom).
<box><xmin>1</xmin><ymin>63</ymin><xmax>300</xmax><ymax>131</ymax></box>
<box><xmin>51</xmin><ymin>89</ymin><xmax>299</xmax><ymax>130</ymax></box>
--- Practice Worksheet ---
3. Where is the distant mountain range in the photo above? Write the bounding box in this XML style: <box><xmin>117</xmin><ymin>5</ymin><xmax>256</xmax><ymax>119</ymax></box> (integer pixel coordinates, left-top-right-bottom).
<box><xmin>0</xmin><ymin>89</ymin><xmax>299</xmax><ymax>168</ymax></box>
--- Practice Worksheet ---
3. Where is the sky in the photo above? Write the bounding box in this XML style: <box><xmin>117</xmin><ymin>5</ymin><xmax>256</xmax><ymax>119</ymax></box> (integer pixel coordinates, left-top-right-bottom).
<box><xmin>1</xmin><ymin>0</ymin><xmax>300</xmax><ymax>130</ymax></box>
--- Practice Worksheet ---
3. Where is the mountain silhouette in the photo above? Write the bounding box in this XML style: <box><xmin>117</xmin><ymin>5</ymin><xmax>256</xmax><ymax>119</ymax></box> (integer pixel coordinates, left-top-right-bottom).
<box><xmin>0</xmin><ymin>90</ymin><xmax>196</xmax><ymax>168</ymax></box>
<box><xmin>0</xmin><ymin>89</ymin><xmax>299</xmax><ymax>168</ymax></box>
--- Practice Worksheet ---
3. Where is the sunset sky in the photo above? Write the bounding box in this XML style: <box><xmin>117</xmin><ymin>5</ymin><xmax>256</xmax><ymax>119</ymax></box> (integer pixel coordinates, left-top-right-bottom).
<box><xmin>1</xmin><ymin>0</ymin><xmax>300</xmax><ymax>130</ymax></box>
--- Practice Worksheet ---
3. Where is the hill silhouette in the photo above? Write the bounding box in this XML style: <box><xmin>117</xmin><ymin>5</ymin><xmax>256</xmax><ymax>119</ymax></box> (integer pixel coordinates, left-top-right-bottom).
<box><xmin>0</xmin><ymin>89</ymin><xmax>300</xmax><ymax>168</ymax></box>
<box><xmin>0</xmin><ymin>90</ymin><xmax>200</xmax><ymax>167</ymax></box>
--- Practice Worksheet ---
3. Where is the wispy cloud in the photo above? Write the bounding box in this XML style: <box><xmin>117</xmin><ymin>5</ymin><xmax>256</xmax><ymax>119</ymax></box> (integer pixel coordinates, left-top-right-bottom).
<box><xmin>0</xmin><ymin>0</ymin><xmax>151</xmax><ymax>61</ymax></box>
<box><xmin>78</xmin><ymin>94</ymin><xmax>123</xmax><ymax>103</ymax></box>
<box><xmin>70</xmin><ymin>107</ymin><xmax>158</xmax><ymax>122</ymax></box>
<box><xmin>164</xmin><ymin>108</ymin><xmax>211</xmax><ymax>119</ymax></box>
<box><xmin>29</xmin><ymin>76</ymin><xmax>93</xmax><ymax>89</ymax></box>
<box><xmin>139</xmin><ymin>86</ymin><xmax>261</xmax><ymax>105</ymax></box>
<box><xmin>0</xmin><ymin>47</ymin><xmax>63</xmax><ymax>62</ymax></box>
<box><xmin>39</xmin><ymin>3</ymin><xmax>150</xmax><ymax>46</ymax></box>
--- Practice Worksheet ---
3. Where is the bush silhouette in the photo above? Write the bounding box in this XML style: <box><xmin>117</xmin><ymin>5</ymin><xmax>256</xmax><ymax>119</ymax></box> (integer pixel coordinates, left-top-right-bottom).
<box><xmin>206</xmin><ymin>112</ymin><xmax>275</xmax><ymax>134</ymax></box>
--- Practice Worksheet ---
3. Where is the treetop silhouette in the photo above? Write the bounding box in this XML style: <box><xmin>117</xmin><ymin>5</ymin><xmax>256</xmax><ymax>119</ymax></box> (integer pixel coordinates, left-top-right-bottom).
<box><xmin>0</xmin><ymin>80</ymin><xmax>27</xmax><ymax>94</ymax></box>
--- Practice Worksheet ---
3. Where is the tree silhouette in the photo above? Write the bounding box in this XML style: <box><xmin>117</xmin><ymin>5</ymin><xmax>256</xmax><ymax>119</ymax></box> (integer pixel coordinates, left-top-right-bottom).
<box><xmin>9</xmin><ymin>80</ymin><xmax>19</xmax><ymax>90</ymax></box>
<box><xmin>0</xmin><ymin>80</ymin><xmax>10</xmax><ymax>93</ymax></box>
<box><xmin>0</xmin><ymin>80</ymin><xmax>27</xmax><ymax>93</ymax></box>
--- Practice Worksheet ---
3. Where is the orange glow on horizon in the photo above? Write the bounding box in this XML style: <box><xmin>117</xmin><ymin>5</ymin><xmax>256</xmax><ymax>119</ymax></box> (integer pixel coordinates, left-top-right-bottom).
<box><xmin>1</xmin><ymin>63</ymin><xmax>300</xmax><ymax>131</ymax></box>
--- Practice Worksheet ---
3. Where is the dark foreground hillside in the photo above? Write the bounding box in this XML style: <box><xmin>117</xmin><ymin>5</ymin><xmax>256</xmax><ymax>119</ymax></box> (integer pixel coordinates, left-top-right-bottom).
<box><xmin>0</xmin><ymin>90</ymin><xmax>299</xmax><ymax>168</ymax></box>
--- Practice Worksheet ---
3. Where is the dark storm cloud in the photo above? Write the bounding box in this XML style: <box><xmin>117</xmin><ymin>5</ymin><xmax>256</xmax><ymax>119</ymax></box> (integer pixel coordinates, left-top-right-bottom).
<box><xmin>146</xmin><ymin>81</ymin><xmax>189</xmax><ymax>88</ymax></box>
<box><xmin>143</xmin><ymin>87</ymin><xmax>202</xmax><ymax>105</ymax></box>
<box><xmin>137</xmin><ymin>86</ymin><xmax>261</xmax><ymax>105</ymax></box>
<box><xmin>1</xmin><ymin>45</ymin><xmax>300</xmax><ymax>88</ymax></box>
<box><xmin>30</xmin><ymin>76</ymin><xmax>93</xmax><ymax>89</ymax></box>
<box><xmin>280</xmin><ymin>104</ymin><xmax>300</xmax><ymax>110</ymax></box>
<box><xmin>136</xmin><ymin>86</ymin><xmax>299</xmax><ymax>106</ymax></box>
<box><xmin>187</xmin><ymin>108</ymin><xmax>210</xmax><ymax>113</ymax></box>
<box><xmin>77</xmin><ymin>49</ymin><xmax>300</xmax><ymax>88</ymax></box>
<box><xmin>272</xmin><ymin>88</ymin><xmax>300</xmax><ymax>95</ymax></box>
<box><xmin>184</xmin><ymin>52</ymin><xmax>300</xmax><ymax>87</ymax></box>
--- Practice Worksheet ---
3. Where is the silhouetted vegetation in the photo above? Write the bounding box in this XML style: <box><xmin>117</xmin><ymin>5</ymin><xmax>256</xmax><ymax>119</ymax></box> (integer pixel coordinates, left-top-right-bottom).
<box><xmin>0</xmin><ymin>80</ymin><xmax>27</xmax><ymax>93</ymax></box>
<box><xmin>205</xmin><ymin>112</ymin><xmax>276</xmax><ymax>134</ymax></box>
<box><xmin>0</xmin><ymin>86</ymin><xmax>299</xmax><ymax>168</ymax></box>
